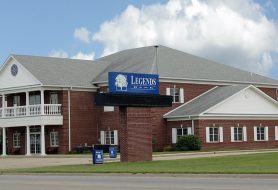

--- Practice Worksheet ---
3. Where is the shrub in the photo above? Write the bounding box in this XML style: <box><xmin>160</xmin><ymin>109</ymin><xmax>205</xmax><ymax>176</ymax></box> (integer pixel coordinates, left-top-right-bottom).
<box><xmin>163</xmin><ymin>145</ymin><xmax>175</xmax><ymax>152</ymax></box>
<box><xmin>176</xmin><ymin>135</ymin><xmax>202</xmax><ymax>151</ymax></box>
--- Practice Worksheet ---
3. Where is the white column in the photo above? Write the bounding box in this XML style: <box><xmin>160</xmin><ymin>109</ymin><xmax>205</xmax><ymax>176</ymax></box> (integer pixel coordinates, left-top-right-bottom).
<box><xmin>2</xmin><ymin>94</ymin><xmax>5</xmax><ymax>118</ymax></box>
<box><xmin>26</xmin><ymin>91</ymin><xmax>29</xmax><ymax>116</ymax></box>
<box><xmin>26</xmin><ymin>126</ymin><xmax>31</xmax><ymax>156</ymax></box>
<box><xmin>41</xmin><ymin>90</ymin><xmax>44</xmax><ymax>115</ymax></box>
<box><xmin>40</xmin><ymin>125</ymin><xmax>46</xmax><ymax>156</ymax></box>
<box><xmin>2</xmin><ymin>128</ymin><xmax>6</xmax><ymax>156</ymax></box>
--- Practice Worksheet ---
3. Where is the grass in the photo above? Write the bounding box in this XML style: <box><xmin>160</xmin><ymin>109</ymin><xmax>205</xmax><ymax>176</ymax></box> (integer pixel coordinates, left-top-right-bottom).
<box><xmin>4</xmin><ymin>152</ymin><xmax>278</xmax><ymax>174</ymax></box>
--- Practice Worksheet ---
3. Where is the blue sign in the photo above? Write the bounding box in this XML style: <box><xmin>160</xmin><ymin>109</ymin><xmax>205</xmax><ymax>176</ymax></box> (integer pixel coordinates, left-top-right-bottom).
<box><xmin>92</xmin><ymin>149</ymin><xmax>103</xmax><ymax>164</ymax></box>
<box><xmin>109</xmin><ymin>146</ymin><xmax>117</xmax><ymax>158</ymax></box>
<box><xmin>108</xmin><ymin>72</ymin><xmax>159</xmax><ymax>94</ymax></box>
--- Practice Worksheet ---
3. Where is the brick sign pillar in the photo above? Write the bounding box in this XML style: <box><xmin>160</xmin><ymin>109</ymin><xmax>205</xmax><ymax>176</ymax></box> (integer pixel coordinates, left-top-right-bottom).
<box><xmin>120</xmin><ymin>107</ymin><xmax>152</xmax><ymax>162</ymax></box>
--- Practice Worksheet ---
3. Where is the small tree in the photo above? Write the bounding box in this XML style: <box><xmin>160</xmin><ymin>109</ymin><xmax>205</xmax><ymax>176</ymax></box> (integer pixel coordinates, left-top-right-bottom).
<box><xmin>176</xmin><ymin>135</ymin><xmax>202</xmax><ymax>151</ymax></box>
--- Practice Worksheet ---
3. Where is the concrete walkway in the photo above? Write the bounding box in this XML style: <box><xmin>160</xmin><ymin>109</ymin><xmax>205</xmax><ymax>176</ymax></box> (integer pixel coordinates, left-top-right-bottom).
<box><xmin>1</xmin><ymin>149</ymin><xmax>278</xmax><ymax>170</ymax></box>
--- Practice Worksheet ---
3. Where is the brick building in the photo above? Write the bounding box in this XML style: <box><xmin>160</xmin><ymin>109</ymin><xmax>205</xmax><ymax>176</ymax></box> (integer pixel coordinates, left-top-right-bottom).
<box><xmin>1</xmin><ymin>45</ymin><xmax>278</xmax><ymax>156</ymax></box>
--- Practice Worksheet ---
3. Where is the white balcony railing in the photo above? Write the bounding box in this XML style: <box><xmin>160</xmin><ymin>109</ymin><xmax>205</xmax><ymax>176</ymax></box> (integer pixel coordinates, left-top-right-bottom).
<box><xmin>0</xmin><ymin>104</ymin><xmax>61</xmax><ymax>118</ymax></box>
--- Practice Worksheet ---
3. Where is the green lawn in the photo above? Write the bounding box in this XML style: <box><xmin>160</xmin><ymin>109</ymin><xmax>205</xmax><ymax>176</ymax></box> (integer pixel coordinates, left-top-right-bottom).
<box><xmin>4</xmin><ymin>152</ymin><xmax>278</xmax><ymax>174</ymax></box>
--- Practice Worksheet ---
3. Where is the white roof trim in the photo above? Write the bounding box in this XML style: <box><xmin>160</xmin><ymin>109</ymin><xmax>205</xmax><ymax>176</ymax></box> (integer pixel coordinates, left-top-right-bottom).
<box><xmin>163</xmin><ymin>86</ymin><xmax>218</xmax><ymax>118</ymax></box>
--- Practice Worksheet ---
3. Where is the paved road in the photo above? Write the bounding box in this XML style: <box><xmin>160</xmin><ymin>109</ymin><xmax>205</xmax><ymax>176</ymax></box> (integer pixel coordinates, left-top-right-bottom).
<box><xmin>0</xmin><ymin>174</ymin><xmax>277</xmax><ymax>190</ymax></box>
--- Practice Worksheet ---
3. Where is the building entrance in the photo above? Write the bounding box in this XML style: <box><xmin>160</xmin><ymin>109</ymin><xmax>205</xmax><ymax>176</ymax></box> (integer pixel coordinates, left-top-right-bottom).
<box><xmin>30</xmin><ymin>128</ymin><xmax>41</xmax><ymax>154</ymax></box>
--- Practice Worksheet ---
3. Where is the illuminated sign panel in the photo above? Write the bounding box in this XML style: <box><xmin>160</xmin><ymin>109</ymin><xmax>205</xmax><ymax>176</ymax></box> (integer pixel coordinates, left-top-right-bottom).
<box><xmin>108</xmin><ymin>72</ymin><xmax>159</xmax><ymax>94</ymax></box>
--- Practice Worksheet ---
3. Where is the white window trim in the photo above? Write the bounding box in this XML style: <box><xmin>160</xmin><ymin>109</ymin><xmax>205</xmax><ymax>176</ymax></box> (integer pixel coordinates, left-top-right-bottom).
<box><xmin>50</xmin><ymin>131</ymin><xmax>59</xmax><ymax>147</ymax></box>
<box><xmin>13</xmin><ymin>132</ymin><xmax>21</xmax><ymax>148</ymax></box>
<box><xmin>275</xmin><ymin>126</ymin><xmax>278</xmax><ymax>141</ymax></box>
<box><xmin>206</xmin><ymin>127</ymin><xmax>223</xmax><ymax>143</ymax></box>
<box><xmin>100</xmin><ymin>130</ymin><xmax>118</xmax><ymax>145</ymax></box>
<box><xmin>166</xmin><ymin>86</ymin><xmax>184</xmax><ymax>103</ymax></box>
<box><xmin>172</xmin><ymin>128</ymin><xmax>177</xmax><ymax>143</ymax></box>
<box><xmin>254</xmin><ymin>126</ymin><xmax>268</xmax><ymax>141</ymax></box>
<box><xmin>231</xmin><ymin>127</ymin><xmax>245</xmax><ymax>142</ymax></box>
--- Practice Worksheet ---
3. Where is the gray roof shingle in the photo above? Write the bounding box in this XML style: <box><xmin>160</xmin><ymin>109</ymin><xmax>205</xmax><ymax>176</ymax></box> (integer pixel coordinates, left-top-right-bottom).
<box><xmin>12</xmin><ymin>54</ymin><xmax>108</xmax><ymax>88</ymax></box>
<box><xmin>10</xmin><ymin>45</ymin><xmax>278</xmax><ymax>87</ymax></box>
<box><xmin>164</xmin><ymin>84</ymin><xmax>249</xmax><ymax>118</ymax></box>
<box><xmin>92</xmin><ymin>46</ymin><xmax>278</xmax><ymax>85</ymax></box>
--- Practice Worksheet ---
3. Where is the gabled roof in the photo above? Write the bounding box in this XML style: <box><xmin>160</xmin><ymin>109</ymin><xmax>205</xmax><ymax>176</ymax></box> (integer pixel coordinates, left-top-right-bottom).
<box><xmin>11</xmin><ymin>54</ymin><xmax>107</xmax><ymax>88</ymax></box>
<box><xmin>92</xmin><ymin>45</ymin><xmax>278</xmax><ymax>86</ymax></box>
<box><xmin>164</xmin><ymin>84</ymin><xmax>250</xmax><ymax>118</ymax></box>
<box><xmin>6</xmin><ymin>45</ymin><xmax>278</xmax><ymax>88</ymax></box>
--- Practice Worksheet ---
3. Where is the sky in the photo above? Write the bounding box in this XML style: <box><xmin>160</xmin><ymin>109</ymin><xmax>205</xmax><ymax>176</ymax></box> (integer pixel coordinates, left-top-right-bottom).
<box><xmin>1</xmin><ymin>0</ymin><xmax>278</xmax><ymax>79</ymax></box>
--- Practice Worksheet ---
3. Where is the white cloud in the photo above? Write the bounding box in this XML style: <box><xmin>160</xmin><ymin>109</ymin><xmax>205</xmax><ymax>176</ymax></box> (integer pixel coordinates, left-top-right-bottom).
<box><xmin>49</xmin><ymin>50</ymin><xmax>69</xmax><ymax>58</ymax></box>
<box><xmin>71</xmin><ymin>51</ymin><xmax>95</xmax><ymax>60</ymax></box>
<box><xmin>74</xmin><ymin>27</ymin><xmax>91</xmax><ymax>43</ymax></box>
<box><xmin>49</xmin><ymin>50</ymin><xmax>95</xmax><ymax>60</ymax></box>
<box><xmin>92</xmin><ymin>0</ymin><xmax>278</xmax><ymax>75</ymax></box>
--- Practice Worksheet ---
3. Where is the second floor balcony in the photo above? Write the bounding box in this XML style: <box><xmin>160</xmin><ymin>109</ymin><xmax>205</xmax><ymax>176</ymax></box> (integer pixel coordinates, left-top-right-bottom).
<box><xmin>0</xmin><ymin>104</ymin><xmax>61</xmax><ymax>118</ymax></box>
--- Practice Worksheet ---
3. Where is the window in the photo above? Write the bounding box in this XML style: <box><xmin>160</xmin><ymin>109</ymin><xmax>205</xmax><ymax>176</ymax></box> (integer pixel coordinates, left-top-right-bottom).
<box><xmin>206</xmin><ymin>127</ymin><xmax>223</xmax><ymax>143</ymax></box>
<box><xmin>105</xmin><ymin>131</ymin><xmax>114</xmax><ymax>145</ymax></box>
<box><xmin>170</xmin><ymin>88</ymin><xmax>180</xmax><ymax>103</ymax></box>
<box><xmin>177</xmin><ymin>128</ymin><xmax>188</xmax><ymax>140</ymax></box>
<box><xmin>172</xmin><ymin>127</ymin><xmax>192</xmax><ymax>143</ymax></box>
<box><xmin>166</xmin><ymin>86</ymin><xmax>184</xmax><ymax>103</ymax></box>
<box><xmin>254</xmin><ymin>126</ymin><xmax>268</xmax><ymax>141</ymax></box>
<box><xmin>231</xmin><ymin>126</ymin><xmax>247</xmax><ymax>142</ymax></box>
<box><xmin>29</xmin><ymin>94</ymin><xmax>40</xmax><ymax>105</ymax></box>
<box><xmin>257</xmin><ymin>127</ymin><xmax>265</xmax><ymax>141</ymax></box>
<box><xmin>234</xmin><ymin>127</ymin><xmax>243</xmax><ymax>141</ymax></box>
<box><xmin>13</xmin><ymin>133</ymin><xmax>20</xmax><ymax>148</ymax></box>
<box><xmin>50</xmin><ymin>92</ymin><xmax>58</xmax><ymax>104</ymax></box>
<box><xmin>100</xmin><ymin>130</ymin><xmax>118</xmax><ymax>145</ymax></box>
<box><xmin>50</xmin><ymin>131</ymin><xmax>59</xmax><ymax>147</ymax></box>
<box><xmin>13</xmin><ymin>95</ymin><xmax>20</xmax><ymax>106</ymax></box>
<box><xmin>209</xmin><ymin>127</ymin><xmax>219</xmax><ymax>142</ymax></box>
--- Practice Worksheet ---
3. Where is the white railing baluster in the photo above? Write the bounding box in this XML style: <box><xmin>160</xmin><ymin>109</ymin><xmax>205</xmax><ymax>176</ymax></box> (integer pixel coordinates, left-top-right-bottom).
<box><xmin>1</xmin><ymin>104</ymin><xmax>61</xmax><ymax>118</ymax></box>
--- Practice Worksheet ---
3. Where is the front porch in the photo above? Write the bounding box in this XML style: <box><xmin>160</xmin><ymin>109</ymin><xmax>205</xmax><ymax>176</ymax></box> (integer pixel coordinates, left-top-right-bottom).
<box><xmin>0</xmin><ymin>89</ymin><xmax>64</xmax><ymax>156</ymax></box>
<box><xmin>1</xmin><ymin>125</ymin><xmax>60</xmax><ymax>156</ymax></box>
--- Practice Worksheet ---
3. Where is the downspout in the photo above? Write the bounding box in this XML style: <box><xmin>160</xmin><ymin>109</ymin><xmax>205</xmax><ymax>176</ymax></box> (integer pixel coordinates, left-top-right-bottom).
<box><xmin>68</xmin><ymin>87</ymin><xmax>72</xmax><ymax>152</ymax></box>
<box><xmin>192</xmin><ymin>119</ymin><xmax>195</xmax><ymax>135</ymax></box>
<box><xmin>189</xmin><ymin>115</ymin><xmax>194</xmax><ymax>135</ymax></box>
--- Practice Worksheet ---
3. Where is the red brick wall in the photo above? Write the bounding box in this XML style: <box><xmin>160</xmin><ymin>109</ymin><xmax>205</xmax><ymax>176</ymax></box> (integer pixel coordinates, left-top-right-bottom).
<box><xmin>120</xmin><ymin>107</ymin><xmax>152</xmax><ymax>162</ymax></box>
<box><xmin>97</xmin><ymin>82</ymin><xmax>216</xmax><ymax>151</ymax></box>
<box><xmin>196</xmin><ymin>120</ymin><xmax>278</xmax><ymax>150</ymax></box>
<box><xmin>69</xmin><ymin>91</ymin><xmax>98</xmax><ymax>150</ymax></box>
<box><xmin>7</xmin><ymin>127</ymin><xmax>26</xmax><ymax>155</ymax></box>
<box><xmin>259</xmin><ymin>87</ymin><xmax>277</xmax><ymax>100</ymax></box>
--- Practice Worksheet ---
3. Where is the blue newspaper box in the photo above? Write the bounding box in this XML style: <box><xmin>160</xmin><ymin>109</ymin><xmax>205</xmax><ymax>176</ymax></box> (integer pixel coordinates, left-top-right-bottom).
<box><xmin>92</xmin><ymin>149</ymin><xmax>103</xmax><ymax>164</ymax></box>
<box><xmin>109</xmin><ymin>146</ymin><xmax>117</xmax><ymax>158</ymax></box>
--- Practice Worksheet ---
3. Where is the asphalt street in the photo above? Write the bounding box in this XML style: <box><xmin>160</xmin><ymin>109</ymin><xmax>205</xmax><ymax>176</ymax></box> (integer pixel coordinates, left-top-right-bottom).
<box><xmin>0</xmin><ymin>174</ymin><xmax>277</xmax><ymax>190</ymax></box>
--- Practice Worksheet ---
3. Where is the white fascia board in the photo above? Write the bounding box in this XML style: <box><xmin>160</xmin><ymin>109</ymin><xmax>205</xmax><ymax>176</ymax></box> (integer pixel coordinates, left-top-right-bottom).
<box><xmin>197</xmin><ymin>114</ymin><xmax>278</xmax><ymax>120</ymax></box>
<box><xmin>248</xmin><ymin>85</ymin><xmax>278</xmax><ymax>105</ymax></box>
<box><xmin>0</xmin><ymin>85</ymin><xmax>42</xmax><ymax>94</ymax></box>
<box><xmin>163</xmin><ymin>86</ymin><xmax>218</xmax><ymax>118</ymax></box>
<box><xmin>199</xmin><ymin>85</ymin><xmax>253</xmax><ymax>116</ymax></box>
<box><xmin>160</xmin><ymin>77</ymin><xmax>278</xmax><ymax>88</ymax></box>
<box><xmin>43</xmin><ymin>85</ymin><xmax>98</xmax><ymax>91</ymax></box>
<box><xmin>167</xmin><ymin>114</ymin><xmax>278</xmax><ymax>121</ymax></box>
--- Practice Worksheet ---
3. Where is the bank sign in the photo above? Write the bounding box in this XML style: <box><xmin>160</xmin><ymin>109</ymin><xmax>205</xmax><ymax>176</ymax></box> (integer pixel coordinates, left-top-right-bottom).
<box><xmin>108</xmin><ymin>72</ymin><xmax>159</xmax><ymax>94</ymax></box>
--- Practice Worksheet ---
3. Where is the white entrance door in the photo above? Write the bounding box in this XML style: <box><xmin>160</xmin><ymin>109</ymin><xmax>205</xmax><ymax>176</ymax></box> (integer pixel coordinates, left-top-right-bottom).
<box><xmin>30</xmin><ymin>132</ymin><xmax>41</xmax><ymax>154</ymax></box>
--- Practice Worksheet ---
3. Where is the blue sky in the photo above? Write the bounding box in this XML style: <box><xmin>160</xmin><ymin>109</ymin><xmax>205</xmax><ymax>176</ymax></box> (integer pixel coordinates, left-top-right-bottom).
<box><xmin>1</xmin><ymin>0</ymin><xmax>278</xmax><ymax>79</ymax></box>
